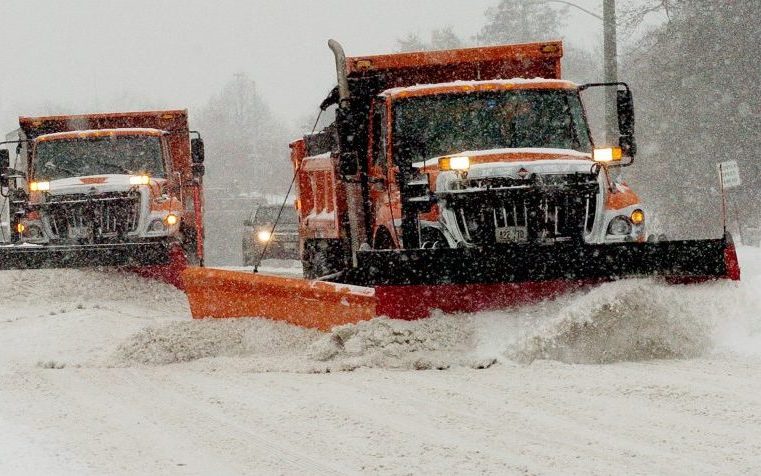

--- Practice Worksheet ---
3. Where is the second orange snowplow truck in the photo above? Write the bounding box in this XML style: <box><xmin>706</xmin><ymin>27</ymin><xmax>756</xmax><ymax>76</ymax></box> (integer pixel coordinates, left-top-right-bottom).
<box><xmin>0</xmin><ymin>110</ymin><xmax>205</xmax><ymax>282</ymax></box>
<box><xmin>183</xmin><ymin>40</ymin><xmax>739</xmax><ymax>329</ymax></box>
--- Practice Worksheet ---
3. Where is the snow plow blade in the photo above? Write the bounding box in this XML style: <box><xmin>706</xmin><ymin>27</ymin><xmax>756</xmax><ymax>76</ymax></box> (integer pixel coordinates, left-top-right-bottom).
<box><xmin>182</xmin><ymin>268</ymin><xmax>377</xmax><ymax>331</ymax></box>
<box><xmin>0</xmin><ymin>241</ymin><xmax>173</xmax><ymax>270</ymax></box>
<box><xmin>182</xmin><ymin>235</ymin><xmax>739</xmax><ymax>330</ymax></box>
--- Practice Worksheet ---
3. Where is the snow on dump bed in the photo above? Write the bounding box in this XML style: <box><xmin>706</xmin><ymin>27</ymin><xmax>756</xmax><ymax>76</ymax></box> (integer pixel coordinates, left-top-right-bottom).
<box><xmin>383</xmin><ymin>78</ymin><xmax>576</xmax><ymax>96</ymax></box>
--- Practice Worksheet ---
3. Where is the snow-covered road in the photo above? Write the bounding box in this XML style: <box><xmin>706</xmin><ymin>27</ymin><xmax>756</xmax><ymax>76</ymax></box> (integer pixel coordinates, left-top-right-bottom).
<box><xmin>2</xmin><ymin>251</ymin><xmax>761</xmax><ymax>475</ymax></box>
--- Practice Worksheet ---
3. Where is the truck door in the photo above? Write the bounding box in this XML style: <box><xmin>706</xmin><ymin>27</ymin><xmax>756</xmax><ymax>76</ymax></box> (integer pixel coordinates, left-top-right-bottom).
<box><xmin>367</xmin><ymin>98</ymin><xmax>399</xmax><ymax>248</ymax></box>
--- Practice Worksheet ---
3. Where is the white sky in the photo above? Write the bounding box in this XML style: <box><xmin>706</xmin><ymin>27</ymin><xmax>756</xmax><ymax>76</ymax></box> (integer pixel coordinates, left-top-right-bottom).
<box><xmin>0</xmin><ymin>0</ymin><xmax>620</xmax><ymax>133</ymax></box>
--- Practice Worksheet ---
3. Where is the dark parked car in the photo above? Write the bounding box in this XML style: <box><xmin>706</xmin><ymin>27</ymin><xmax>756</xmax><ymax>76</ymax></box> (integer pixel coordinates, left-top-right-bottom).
<box><xmin>242</xmin><ymin>205</ymin><xmax>300</xmax><ymax>265</ymax></box>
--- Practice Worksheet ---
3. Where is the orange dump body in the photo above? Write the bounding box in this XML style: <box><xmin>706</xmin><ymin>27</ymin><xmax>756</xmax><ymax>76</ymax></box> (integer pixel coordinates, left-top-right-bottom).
<box><xmin>346</xmin><ymin>41</ymin><xmax>562</xmax><ymax>85</ymax></box>
<box><xmin>291</xmin><ymin>139</ymin><xmax>344</xmax><ymax>243</ymax></box>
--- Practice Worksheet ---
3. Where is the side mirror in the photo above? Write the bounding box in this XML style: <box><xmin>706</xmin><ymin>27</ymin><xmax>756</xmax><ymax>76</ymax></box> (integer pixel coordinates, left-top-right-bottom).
<box><xmin>617</xmin><ymin>89</ymin><xmax>637</xmax><ymax>157</ymax></box>
<box><xmin>243</xmin><ymin>219</ymin><xmax>253</xmax><ymax>227</ymax></box>
<box><xmin>191</xmin><ymin>137</ymin><xmax>205</xmax><ymax>164</ymax></box>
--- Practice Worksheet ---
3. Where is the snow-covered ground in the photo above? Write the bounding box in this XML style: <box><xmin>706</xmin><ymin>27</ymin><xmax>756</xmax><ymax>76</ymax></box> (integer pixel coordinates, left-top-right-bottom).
<box><xmin>2</xmin><ymin>250</ymin><xmax>761</xmax><ymax>475</ymax></box>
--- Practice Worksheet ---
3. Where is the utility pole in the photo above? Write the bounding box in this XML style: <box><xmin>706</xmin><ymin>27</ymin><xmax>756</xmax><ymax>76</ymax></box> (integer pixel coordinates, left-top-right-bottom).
<box><xmin>603</xmin><ymin>0</ymin><xmax>618</xmax><ymax>144</ymax></box>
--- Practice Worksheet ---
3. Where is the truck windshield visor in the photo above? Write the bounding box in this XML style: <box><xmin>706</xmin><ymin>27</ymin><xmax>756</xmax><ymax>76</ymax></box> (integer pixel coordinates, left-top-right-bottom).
<box><xmin>34</xmin><ymin>135</ymin><xmax>165</xmax><ymax>180</ymax></box>
<box><xmin>393</xmin><ymin>90</ymin><xmax>592</xmax><ymax>166</ymax></box>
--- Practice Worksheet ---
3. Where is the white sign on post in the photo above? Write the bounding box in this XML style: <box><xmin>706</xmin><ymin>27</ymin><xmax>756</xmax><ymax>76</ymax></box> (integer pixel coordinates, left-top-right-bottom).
<box><xmin>718</xmin><ymin>160</ymin><xmax>741</xmax><ymax>189</ymax></box>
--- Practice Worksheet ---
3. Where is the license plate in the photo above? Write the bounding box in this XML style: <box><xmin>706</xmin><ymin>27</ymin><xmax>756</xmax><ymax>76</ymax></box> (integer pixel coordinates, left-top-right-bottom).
<box><xmin>68</xmin><ymin>226</ymin><xmax>91</xmax><ymax>239</ymax></box>
<box><xmin>495</xmin><ymin>226</ymin><xmax>528</xmax><ymax>243</ymax></box>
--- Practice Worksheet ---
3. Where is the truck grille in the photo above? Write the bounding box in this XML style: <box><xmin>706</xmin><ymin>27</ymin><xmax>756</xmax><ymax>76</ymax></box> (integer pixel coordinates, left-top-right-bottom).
<box><xmin>454</xmin><ymin>195</ymin><xmax>597</xmax><ymax>244</ymax></box>
<box><xmin>445</xmin><ymin>173</ymin><xmax>600</xmax><ymax>245</ymax></box>
<box><xmin>45</xmin><ymin>191</ymin><xmax>141</xmax><ymax>242</ymax></box>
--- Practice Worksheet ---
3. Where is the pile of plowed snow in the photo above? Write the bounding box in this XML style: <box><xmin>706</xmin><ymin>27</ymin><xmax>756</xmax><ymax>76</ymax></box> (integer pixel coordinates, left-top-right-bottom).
<box><xmin>1</xmin><ymin>268</ymin><xmax>189</xmax><ymax>367</ymax></box>
<box><xmin>108</xmin><ymin>246</ymin><xmax>761</xmax><ymax>371</ymax></box>
<box><xmin>504</xmin><ymin>280</ymin><xmax>715</xmax><ymax>364</ymax></box>
<box><xmin>113</xmin><ymin>318</ymin><xmax>321</xmax><ymax>366</ymax></box>
<box><xmin>0</xmin><ymin>268</ymin><xmax>186</xmax><ymax>319</ymax></box>
<box><xmin>112</xmin><ymin>315</ymin><xmax>490</xmax><ymax>371</ymax></box>
<box><xmin>113</xmin><ymin>269</ymin><xmax>761</xmax><ymax>371</ymax></box>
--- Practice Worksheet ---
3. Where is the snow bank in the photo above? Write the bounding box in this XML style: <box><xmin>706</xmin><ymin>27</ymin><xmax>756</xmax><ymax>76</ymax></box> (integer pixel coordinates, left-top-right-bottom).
<box><xmin>111</xmin><ymin>315</ymin><xmax>488</xmax><ymax>371</ymax></box>
<box><xmin>112</xmin><ymin>318</ymin><xmax>321</xmax><ymax>366</ymax></box>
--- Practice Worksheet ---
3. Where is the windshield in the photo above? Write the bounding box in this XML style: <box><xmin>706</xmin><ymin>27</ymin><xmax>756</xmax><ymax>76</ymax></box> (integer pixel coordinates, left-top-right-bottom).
<box><xmin>34</xmin><ymin>135</ymin><xmax>165</xmax><ymax>180</ymax></box>
<box><xmin>393</xmin><ymin>90</ymin><xmax>592</xmax><ymax>166</ymax></box>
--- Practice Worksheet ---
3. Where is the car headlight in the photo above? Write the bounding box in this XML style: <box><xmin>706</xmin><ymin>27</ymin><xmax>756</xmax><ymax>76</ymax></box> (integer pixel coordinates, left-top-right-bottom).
<box><xmin>257</xmin><ymin>230</ymin><xmax>272</xmax><ymax>242</ymax></box>
<box><xmin>607</xmin><ymin>216</ymin><xmax>632</xmax><ymax>235</ymax></box>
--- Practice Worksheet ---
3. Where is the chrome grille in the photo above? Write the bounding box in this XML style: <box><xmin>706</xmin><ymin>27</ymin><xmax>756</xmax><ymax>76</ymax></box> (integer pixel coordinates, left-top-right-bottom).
<box><xmin>453</xmin><ymin>193</ymin><xmax>597</xmax><ymax>244</ymax></box>
<box><xmin>46</xmin><ymin>192</ymin><xmax>141</xmax><ymax>242</ymax></box>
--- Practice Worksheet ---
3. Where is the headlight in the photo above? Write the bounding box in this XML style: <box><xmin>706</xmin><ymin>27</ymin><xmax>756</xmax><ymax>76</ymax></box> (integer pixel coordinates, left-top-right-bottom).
<box><xmin>129</xmin><ymin>175</ymin><xmax>150</xmax><ymax>185</ymax></box>
<box><xmin>593</xmin><ymin>147</ymin><xmax>623</xmax><ymax>163</ymax></box>
<box><xmin>607</xmin><ymin>216</ymin><xmax>632</xmax><ymax>235</ymax></box>
<box><xmin>438</xmin><ymin>156</ymin><xmax>470</xmax><ymax>171</ymax></box>
<box><xmin>165</xmin><ymin>214</ymin><xmax>178</xmax><ymax>226</ymax></box>
<box><xmin>257</xmin><ymin>230</ymin><xmax>272</xmax><ymax>242</ymax></box>
<box><xmin>630</xmin><ymin>209</ymin><xmax>645</xmax><ymax>225</ymax></box>
<box><xmin>29</xmin><ymin>181</ymin><xmax>50</xmax><ymax>191</ymax></box>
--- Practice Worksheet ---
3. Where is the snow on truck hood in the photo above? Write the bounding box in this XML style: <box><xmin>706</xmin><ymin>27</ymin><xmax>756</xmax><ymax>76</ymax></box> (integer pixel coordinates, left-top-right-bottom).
<box><xmin>467</xmin><ymin>159</ymin><xmax>596</xmax><ymax>179</ymax></box>
<box><xmin>414</xmin><ymin>147</ymin><xmax>593</xmax><ymax>173</ymax></box>
<box><xmin>41</xmin><ymin>174</ymin><xmax>163</xmax><ymax>195</ymax></box>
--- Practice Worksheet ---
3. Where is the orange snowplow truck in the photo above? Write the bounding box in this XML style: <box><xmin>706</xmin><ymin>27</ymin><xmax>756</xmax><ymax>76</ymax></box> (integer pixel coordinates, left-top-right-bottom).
<box><xmin>183</xmin><ymin>40</ymin><xmax>739</xmax><ymax>329</ymax></box>
<box><xmin>0</xmin><ymin>110</ymin><xmax>205</xmax><ymax>278</ymax></box>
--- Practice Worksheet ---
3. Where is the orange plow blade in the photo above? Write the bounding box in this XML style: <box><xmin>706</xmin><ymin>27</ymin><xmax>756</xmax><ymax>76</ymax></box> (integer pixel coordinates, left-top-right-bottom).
<box><xmin>182</xmin><ymin>267</ymin><xmax>377</xmax><ymax>331</ymax></box>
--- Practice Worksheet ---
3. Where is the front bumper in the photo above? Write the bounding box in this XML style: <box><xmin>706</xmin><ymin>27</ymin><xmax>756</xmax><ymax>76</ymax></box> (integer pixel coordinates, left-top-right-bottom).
<box><xmin>0</xmin><ymin>240</ymin><xmax>173</xmax><ymax>270</ymax></box>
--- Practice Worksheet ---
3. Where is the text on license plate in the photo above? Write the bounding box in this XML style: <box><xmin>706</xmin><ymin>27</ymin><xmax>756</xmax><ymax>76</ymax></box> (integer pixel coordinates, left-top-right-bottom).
<box><xmin>495</xmin><ymin>226</ymin><xmax>528</xmax><ymax>243</ymax></box>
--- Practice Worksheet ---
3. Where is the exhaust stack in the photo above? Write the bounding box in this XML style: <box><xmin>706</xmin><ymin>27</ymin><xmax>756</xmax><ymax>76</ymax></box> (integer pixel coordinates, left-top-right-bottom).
<box><xmin>328</xmin><ymin>39</ymin><xmax>367</xmax><ymax>264</ymax></box>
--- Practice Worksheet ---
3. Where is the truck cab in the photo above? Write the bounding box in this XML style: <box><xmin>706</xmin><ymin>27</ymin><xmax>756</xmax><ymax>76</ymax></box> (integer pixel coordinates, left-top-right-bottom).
<box><xmin>367</xmin><ymin>79</ymin><xmax>644</xmax><ymax>250</ymax></box>
<box><xmin>21</xmin><ymin>128</ymin><xmax>183</xmax><ymax>246</ymax></box>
